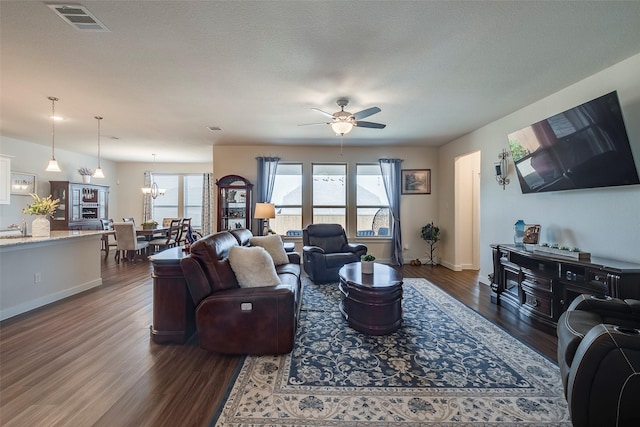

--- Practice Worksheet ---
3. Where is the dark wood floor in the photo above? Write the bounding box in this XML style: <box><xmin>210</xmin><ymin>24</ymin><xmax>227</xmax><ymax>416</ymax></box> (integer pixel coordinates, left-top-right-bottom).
<box><xmin>0</xmin><ymin>257</ymin><xmax>558</xmax><ymax>426</ymax></box>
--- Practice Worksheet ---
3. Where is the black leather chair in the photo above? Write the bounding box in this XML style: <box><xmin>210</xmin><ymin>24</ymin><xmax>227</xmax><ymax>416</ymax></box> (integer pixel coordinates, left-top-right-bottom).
<box><xmin>302</xmin><ymin>224</ymin><xmax>367</xmax><ymax>284</ymax></box>
<box><xmin>557</xmin><ymin>294</ymin><xmax>640</xmax><ymax>427</ymax></box>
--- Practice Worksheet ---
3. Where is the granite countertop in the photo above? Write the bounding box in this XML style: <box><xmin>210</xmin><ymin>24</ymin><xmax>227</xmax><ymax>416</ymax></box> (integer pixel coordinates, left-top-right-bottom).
<box><xmin>0</xmin><ymin>230</ymin><xmax>105</xmax><ymax>248</ymax></box>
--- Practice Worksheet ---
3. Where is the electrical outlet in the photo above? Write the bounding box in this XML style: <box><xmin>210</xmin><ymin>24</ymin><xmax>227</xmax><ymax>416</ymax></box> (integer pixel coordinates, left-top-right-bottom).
<box><xmin>403</xmin><ymin>244</ymin><xmax>409</xmax><ymax>250</ymax></box>
<box><xmin>34</xmin><ymin>273</ymin><xmax>41</xmax><ymax>284</ymax></box>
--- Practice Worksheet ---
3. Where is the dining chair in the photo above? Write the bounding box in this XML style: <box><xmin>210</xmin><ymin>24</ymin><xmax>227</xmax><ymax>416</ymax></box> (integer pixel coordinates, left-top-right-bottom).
<box><xmin>177</xmin><ymin>218</ymin><xmax>192</xmax><ymax>245</ymax></box>
<box><xmin>162</xmin><ymin>217</ymin><xmax>179</xmax><ymax>227</ymax></box>
<box><xmin>113</xmin><ymin>222</ymin><xmax>149</xmax><ymax>263</ymax></box>
<box><xmin>100</xmin><ymin>218</ymin><xmax>118</xmax><ymax>260</ymax></box>
<box><xmin>148</xmin><ymin>219</ymin><xmax>180</xmax><ymax>253</ymax></box>
<box><xmin>123</xmin><ymin>217</ymin><xmax>147</xmax><ymax>241</ymax></box>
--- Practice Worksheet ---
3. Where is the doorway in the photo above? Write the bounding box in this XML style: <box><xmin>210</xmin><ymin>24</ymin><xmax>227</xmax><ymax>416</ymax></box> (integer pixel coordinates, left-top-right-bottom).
<box><xmin>454</xmin><ymin>151</ymin><xmax>481</xmax><ymax>270</ymax></box>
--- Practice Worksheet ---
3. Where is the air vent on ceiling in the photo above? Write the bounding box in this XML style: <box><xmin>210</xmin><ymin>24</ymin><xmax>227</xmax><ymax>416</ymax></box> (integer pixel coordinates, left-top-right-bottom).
<box><xmin>207</xmin><ymin>126</ymin><xmax>222</xmax><ymax>132</ymax></box>
<box><xmin>47</xmin><ymin>4</ymin><xmax>110</xmax><ymax>32</ymax></box>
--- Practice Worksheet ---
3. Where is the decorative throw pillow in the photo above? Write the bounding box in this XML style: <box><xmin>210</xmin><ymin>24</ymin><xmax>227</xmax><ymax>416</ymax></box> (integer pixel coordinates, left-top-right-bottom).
<box><xmin>228</xmin><ymin>246</ymin><xmax>281</xmax><ymax>288</ymax></box>
<box><xmin>250</xmin><ymin>234</ymin><xmax>289</xmax><ymax>265</ymax></box>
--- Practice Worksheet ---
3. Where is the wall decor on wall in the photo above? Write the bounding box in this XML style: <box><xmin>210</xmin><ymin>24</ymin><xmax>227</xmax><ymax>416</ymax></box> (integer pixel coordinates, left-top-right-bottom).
<box><xmin>10</xmin><ymin>172</ymin><xmax>36</xmax><ymax>195</ymax></box>
<box><xmin>401</xmin><ymin>169</ymin><xmax>431</xmax><ymax>194</ymax></box>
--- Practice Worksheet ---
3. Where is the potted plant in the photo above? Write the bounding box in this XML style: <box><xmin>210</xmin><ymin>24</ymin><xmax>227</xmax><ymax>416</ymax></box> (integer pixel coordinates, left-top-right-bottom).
<box><xmin>22</xmin><ymin>193</ymin><xmax>60</xmax><ymax>237</ymax></box>
<box><xmin>361</xmin><ymin>253</ymin><xmax>375</xmax><ymax>274</ymax></box>
<box><xmin>141</xmin><ymin>220</ymin><xmax>158</xmax><ymax>230</ymax></box>
<box><xmin>78</xmin><ymin>167</ymin><xmax>93</xmax><ymax>184</ymax></box>
<box><xmin>421</xmin><ymin>222</ymin><xmax>441</xmax><ymax>265</ymax></box>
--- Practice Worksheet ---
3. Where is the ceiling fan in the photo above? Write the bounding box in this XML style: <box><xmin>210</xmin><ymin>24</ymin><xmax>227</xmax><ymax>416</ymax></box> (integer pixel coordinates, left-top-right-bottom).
<box><xmin>299</xmin><ymin>98</ymin><xmax>386</xmax><ymax>136</ymax></box>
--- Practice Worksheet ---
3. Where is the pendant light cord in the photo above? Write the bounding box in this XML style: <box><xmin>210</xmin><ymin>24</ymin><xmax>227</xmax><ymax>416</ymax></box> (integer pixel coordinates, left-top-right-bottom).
<box><xmin>49</xmin><ymin>96</ymin><xmax>58</xmax><ymax>160</ymax></box>
<box><xmin>95</xmin><ymin>116</ymin><xmax>102</xmax><ymax>168</ymax></box>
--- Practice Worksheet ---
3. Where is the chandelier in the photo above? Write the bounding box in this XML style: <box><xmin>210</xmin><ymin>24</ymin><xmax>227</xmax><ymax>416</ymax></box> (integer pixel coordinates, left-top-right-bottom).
<box><xmin>141</xmin><ymin>154</ymin><xmax>166</xmax><ymax>199</ymax></box>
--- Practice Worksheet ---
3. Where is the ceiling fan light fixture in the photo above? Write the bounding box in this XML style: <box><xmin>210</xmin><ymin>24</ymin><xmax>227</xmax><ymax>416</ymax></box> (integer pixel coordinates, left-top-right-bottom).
<box><xmin>331</xmin><ymin>121</ymin><xmax>353</xmax><ymax>136</ymax></box>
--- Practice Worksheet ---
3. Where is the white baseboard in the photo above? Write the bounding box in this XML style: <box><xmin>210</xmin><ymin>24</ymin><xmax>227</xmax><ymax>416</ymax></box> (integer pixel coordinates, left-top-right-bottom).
<box><xmin>0</xmin><ymin>278</ymin><xmax>102</xmax><ymax>321</ymax></box>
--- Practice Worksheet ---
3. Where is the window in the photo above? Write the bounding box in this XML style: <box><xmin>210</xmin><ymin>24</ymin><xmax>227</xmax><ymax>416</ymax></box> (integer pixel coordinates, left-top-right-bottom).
<box><xmin>356</xmin><ymin>164</ymin><xmax>390</xmax><ymax>236</ymax></box>
<box><xmin>151</xmin><ymin>174</ymin><xmax>203</xmax><ymax>228</ymax></box>
<box><xmin>270</xmin><ymin>164</ymin><xmax>302</xmax><ymax>236</ymax></box>
<box><xmin>313</xmin><ymin>164</ymin><xmax>346</xmax><ymax>228</ymax></box>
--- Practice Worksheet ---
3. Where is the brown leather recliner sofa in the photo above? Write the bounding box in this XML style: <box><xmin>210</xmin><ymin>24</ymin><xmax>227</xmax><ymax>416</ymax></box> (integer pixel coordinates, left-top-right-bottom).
<box><xmin>180</xmin><ymin>228</ymin><xmax>302</xmax><ymax>355</ymax></box>
<box><xmin>556</xmin><ymin>294</ymin><xmax>640</xmax><ymax>427</ymax></box>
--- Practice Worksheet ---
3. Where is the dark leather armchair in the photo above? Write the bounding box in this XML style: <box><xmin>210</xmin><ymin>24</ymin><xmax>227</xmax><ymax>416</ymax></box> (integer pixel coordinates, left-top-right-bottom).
<box><xmin>302</xmin><ymin>224</ymin><xmax>367</xmax><ymax>284</ymax></box>
<box><xmin>557</xmin><ymin>294</ymin><xmax>640</xmax><ymax>427</ymax></box>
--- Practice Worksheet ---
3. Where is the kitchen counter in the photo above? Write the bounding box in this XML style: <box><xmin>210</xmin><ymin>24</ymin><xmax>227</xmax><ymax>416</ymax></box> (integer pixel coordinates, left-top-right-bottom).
<box><xmin>0</xmin><ymin>230</ymin><xmax>104</xmax><ymax>320</ymax></box>
<box><xmin>0</xmin><ymin>230</ymin><xmax>105</xmax><ymax>249</ymax></box>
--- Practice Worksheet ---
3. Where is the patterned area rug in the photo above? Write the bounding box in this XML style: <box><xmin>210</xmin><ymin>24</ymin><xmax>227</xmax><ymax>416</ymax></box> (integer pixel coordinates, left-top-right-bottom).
<box><xmin>211</xmin><ymin>278</ymin><xmax>570</xmax><ymax>426</ymax></box>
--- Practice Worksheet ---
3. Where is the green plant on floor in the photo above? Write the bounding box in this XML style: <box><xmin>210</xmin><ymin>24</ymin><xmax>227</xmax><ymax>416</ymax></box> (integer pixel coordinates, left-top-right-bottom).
<box><xmin>421</xmin><ymin>222</ymin><xmax>441</xmax><ymax>265</ymax></box>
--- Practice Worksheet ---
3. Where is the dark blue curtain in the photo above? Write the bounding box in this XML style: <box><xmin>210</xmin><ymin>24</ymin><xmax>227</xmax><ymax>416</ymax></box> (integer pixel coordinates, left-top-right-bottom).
<box><xmin>255</xmin><ymin>157</ymin><xmax>280</xmax><ymax>234</ymax></box>
<box><xmin>379</xmin><ymin>158</ymin><xmax>403</xmax><ymax>265</ymax></box>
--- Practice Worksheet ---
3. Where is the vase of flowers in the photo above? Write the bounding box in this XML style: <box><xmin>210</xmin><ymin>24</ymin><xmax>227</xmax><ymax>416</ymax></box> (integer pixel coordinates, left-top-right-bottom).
<box><xmin>361</xmin><ymin>253</ymin><xmax>376</xmax><ymax>274</ymax></box>
<box><xmin>141</xmin><ymin>220</ymin><xmax>158</xmax><ymax>230</ymax></box>
<box><xmin>22</xmin><ymin>194</ymin><xmax>60</xmax><ymax>237</ymax></box>
<box><xmin>78</xmin><ymin>167</ymin><xmax>93</xmax><ymax>184</ymax></box>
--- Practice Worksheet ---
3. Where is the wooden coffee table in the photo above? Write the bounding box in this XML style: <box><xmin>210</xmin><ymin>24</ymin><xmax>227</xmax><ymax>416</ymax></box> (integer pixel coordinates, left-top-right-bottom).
<box><xmin>338</xmin><ymin>262</ymin><xmax>403</xmax><ymax>335</ymax></box>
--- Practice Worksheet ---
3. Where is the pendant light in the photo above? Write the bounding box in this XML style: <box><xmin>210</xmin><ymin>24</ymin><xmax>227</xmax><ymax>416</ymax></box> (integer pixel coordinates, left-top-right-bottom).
<box><xmin>93</xmin><ymin>116</ymin><xmax>105</xmax><ymax>178</ymax></box>
<box><xmin>141</xmin><ymin>154</ymin><xmax>166</xmax><ymax>199</ymax></box>
<box><xmin>45</xmin><ymin>96</ymin><xmax>62</xmax><ymax>172</ymax></box>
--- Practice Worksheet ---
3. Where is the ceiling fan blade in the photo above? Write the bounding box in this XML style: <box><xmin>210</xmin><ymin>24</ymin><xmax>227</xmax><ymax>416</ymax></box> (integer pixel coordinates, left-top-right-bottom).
<box><xmin>354</xmin><ymin>120</ymin><xmax>386</xmax><ymax>129</ymax></box>
<box><xmin>310</xmin><ymin>108</ymin><xmax>335</xmax><ymax>118</ymax></box>
<box><xmin>298</xmin><ymin>122</ymin><xmax>330</xmax><ymax>126</ymax></box>
<box><xmin>352</xmin><ymin>106</ymin><xmax>381</xmax><ymax>120</ymax></box>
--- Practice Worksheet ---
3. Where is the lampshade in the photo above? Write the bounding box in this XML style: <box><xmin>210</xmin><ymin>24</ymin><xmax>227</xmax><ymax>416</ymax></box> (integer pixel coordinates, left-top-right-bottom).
<box><xmin>93</xmin><ymin>167</ymin><xmax>105</xmax><ymax>178</ymax></box>
<box><xmin>254</xmin><ymin>202</ymin><xmax>276</xmax><ymax>219</ymax></box>
<box><xmin>46</xmin><ymin>159</ymin><xmax>61</xmax><ymax>172</ymax></box>
<box><xmin>331</xmin><ymin>121</ymin><xmax>353</xmax><ymax>136</ymax></box>
<box><xmin>45</xmin><ymin>96</ymin><xmax>62</xmax><ymax>172</ymax></box>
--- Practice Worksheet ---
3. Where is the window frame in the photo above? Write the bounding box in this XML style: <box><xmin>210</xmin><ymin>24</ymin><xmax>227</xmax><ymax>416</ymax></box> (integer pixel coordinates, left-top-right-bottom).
<box><xmin>356</xmin><ymin>163</ymin><xmax>391</xmax><ymax>238</ymax></box>
<box><xmin>151</xmin><ymin>173</ymin><xmax>203</xmax><ymax>228</ymax></box>
<box><xmin>311</xmin><ymin>163</ymin><xmax>347</xmax><ymax>229</ymax></box>
<box><xmin>270</xmin><ymin>163</ymin><xmax>303</xmax><ymax>236</ymax></box>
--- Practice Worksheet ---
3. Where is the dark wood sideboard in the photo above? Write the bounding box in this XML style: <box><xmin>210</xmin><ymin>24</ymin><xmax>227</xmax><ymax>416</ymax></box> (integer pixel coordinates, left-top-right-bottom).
<box><xmin>149</xmin><ymin>247</ymin><xmax>195</xmax><ymax>344</ymax></box>
<box><xmin>490</xmin><ymin>244</ymin><xmax>640</xmax><ymax>327</ymax></box>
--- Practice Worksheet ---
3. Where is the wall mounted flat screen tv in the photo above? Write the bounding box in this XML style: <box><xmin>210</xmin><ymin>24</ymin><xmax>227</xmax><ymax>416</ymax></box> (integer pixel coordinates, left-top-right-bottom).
<box><xmin>508</xmin><ymin>91</ymin><xmax>639</xmax><ymax>194</ymax></box>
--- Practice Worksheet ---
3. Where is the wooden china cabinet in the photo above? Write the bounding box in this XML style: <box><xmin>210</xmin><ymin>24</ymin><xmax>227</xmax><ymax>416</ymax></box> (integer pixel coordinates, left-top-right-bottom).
<box><xmin>50</xmin><ymin>181</ymin><xmax>109</xmax><ymax>230</ymax></box>
<box><xmin>216</xmin><ymin>175</ymin><xmax>253</xmax><ymax>231</ymax></box>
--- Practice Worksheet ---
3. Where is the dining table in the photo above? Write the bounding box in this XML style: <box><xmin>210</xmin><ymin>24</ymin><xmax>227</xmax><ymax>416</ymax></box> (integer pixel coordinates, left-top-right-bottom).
<box><xmin>102</xmin><ymin>225</ymin><xmax>170</xmax><ymax>260</ymax></box>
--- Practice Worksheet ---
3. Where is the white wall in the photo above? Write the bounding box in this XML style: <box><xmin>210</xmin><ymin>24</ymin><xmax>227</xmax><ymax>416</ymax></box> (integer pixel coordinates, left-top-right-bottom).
<box><xmin>438</xmin><ymin>52</ymin><xmax>640</xmax><ymax>284</ymax></box>
<box><xmin>0</xmin><ymin>137</ymin><xmax>213</xmax><ymax>228</ymax></box>
<box><xmin>213</xmin><ymin>145</ymin><xmax>439</xmax><ymax>263</ymax></box>
<box><xmin>0</xmin><ymin>136</ymin><xmax>118</xmax><ymax>227</ymax></box>
<box><xmin>114</xmin><ymin>161</ymin><xmax>212</xmax><ymax>224</ymax></box>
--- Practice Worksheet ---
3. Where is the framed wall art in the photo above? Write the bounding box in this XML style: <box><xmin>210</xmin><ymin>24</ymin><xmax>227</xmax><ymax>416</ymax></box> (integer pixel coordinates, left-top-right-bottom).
<box><xmin>10</xmin><ymin>172</ymin><xmax>37</xmax><ymax>195</ymax></box>
<box><xmin>401</xmin><ymin>169</ymin><xmax>431</xmax><ymax>194</ymax></box>
<box><xmin>523</xmin><ymin>224</ymin><xmax>541</xmax><ymax>245</ymax></box>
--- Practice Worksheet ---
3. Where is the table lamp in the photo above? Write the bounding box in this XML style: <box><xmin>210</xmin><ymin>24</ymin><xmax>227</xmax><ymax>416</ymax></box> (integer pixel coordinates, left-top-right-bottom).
<box><xmin>254</xmin><ymin>202</ymin><xmax>276</xmax><ymax>236</ymax></box>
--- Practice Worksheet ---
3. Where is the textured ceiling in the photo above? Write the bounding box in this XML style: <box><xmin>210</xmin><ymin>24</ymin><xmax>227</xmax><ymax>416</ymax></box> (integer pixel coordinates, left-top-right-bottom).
<box><xmin>2</xmin><ymin>1</ymin><xmax>640</xmax><ymax>162</ymax></box>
